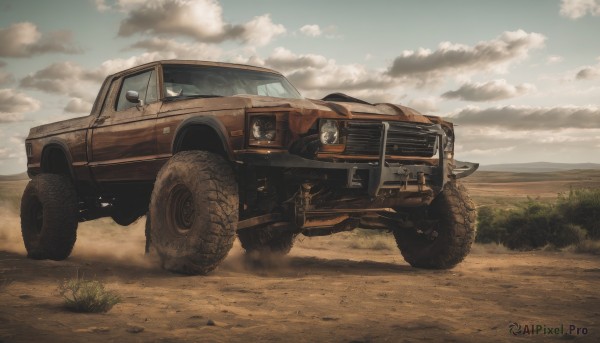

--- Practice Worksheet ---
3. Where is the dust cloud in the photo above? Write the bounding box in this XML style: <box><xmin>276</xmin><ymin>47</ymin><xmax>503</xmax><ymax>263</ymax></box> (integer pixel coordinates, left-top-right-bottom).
<box><xmin>72</xmin><ymin>217</ymin><xmax>158</xmax><ymax>269</ymax></box>
<box><xmin>0</xmin><ymin>204</ymin><xmax>26</xmax><ymax>255</ymax></box>
<box><xmin>220</xmin><ymin>245</ymin><xmax>292</xmax><ymax>274</ymax></box>
<box><xmin>0</xmin><ymin>201</ymin><xmax>157</xmax><ymax>269</ymax></box>
<box><xmin>1</xmin><ymin>198</ymin><xmax>292</xmax><ymax>273</ymax></box>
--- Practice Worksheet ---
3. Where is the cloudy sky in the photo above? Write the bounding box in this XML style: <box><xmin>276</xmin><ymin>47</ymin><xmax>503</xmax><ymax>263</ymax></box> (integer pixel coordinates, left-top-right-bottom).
<box><xmin>1</xmin><ymin>0</ymin><xmax>599</xmax><ymax>174</ymax></box>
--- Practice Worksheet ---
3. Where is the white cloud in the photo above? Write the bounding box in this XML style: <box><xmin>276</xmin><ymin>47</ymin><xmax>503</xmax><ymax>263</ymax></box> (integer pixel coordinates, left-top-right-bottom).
<box><xmin>575</xmin><ymin>58</ymin><xmax>600</xmax><ymax>80</ymax></box>
<box><xmin>0</xmin><ymin>61</ymin><xmax>14</xmax><ymax>85</ymax></box>
<box><xmin>64</xmin><ymin>98</ymin><xmax>93</xmax><ymax>114</ymax></box>
<box><xmin>260</xmin><ymin>48</ymin><xmax>399</xmax><ymax>102</ymax></box>
<box><xmin>560</xmin><ymin>0</ymin><xmax>600</xmax><ymax>19</ymax></box>
<box><xmin>240</xmin><ymin>14</ymin><xmax>286</xmax><ymax>47</ymax></box>
<box><xmin>128</xmin><ymin>38</ymin><xmax>222</xmax><ymax>60</ymax></box>
<box><xmin>321</xmin><ymin>25</ymin><xmax>340</xmax><ymax>39</ymax></box>
<box><xmin>8</xmin><ymin>133</ymin><xmax>26</xmax><ymax>145</ymax></box>
<box><xmin>387</xmin><ymin>30</ymin><xmax>546</xmax><ymax>85</ymax></box>
<box><xmin>576</xmin><ymin>66</ymin><xmax>600</xmax><ymax>80</ymax></box>
<box><xmin>116</xmin><ymin>0</ymin><xmax>285</xmax><ymax>46</ymax></box>
<box><xmin>0</xmin><ymin>22</ymin><xmax>81</xmax><ymax>57</ymax></box>
<box><xmin>229</xmin><ymin>53</ymin><xmax>266</xmax><ymax>67</ymax></box>
<box><xmin>407</xmin><ymin>97</ymin><xmax>439</xmax><ymax>113</ymax></box>
<box><xmin>448</xmin><ymin>105</ymin><xmax>600</xmax><ymax>130</ymax></box>
<box><xmin>265</xmin><ymin>47</ymin><xmax>328</xmax><ymax>71</ymax></box>
<box><xmin>0</xmin><ymin>147</ymin><xmax>12</xmax><ymax>159</ymax></box>
<box><xmin>94</xmin><ymin>0</ymin><xmax>111</xmax><ymax>12</ymax></box>
<box><xmin>299</xmin><ymin>24</ymin><xmax>322</xmax><ymax>37</ymax></box>
<box><xmin>100</xmin><ymin>53</ymin><xmax>165</xmax><ymax>75</ymax></box>
<box><xmin>546</xmin><ymin>55</ymin><xmax>564</xmax><ymax>64</ymax></box>
<box><xmin>118</xmin><ymin>0</ymin><xmax>228</xmax><ymax>39</ymax></box>
<box><xmin>0</xmin><ymin>88</ymin><xmax>40</xmax><ymax>122</ymax></box>
<box><xmin>20</xmin><ymin>61</ymin><xmax>104</xmax><ymax>97</ymax></box>
<box><xmin>441</xmin><ymin>79</ymin><xmax>535</xmax><ymax>102</ymax></box>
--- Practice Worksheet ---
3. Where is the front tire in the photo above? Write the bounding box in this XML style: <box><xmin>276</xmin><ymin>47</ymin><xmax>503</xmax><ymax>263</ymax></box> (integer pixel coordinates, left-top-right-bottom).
<box><xmin>20</xmin><ymin>174</ymin><xmax>78</xmax><ymax>260</ymax></box>
<box><xmin>149</xmin><ymin>151</ymin><xmax>238</xmax><ymax>275</ymax></box>
<box><xmin>393</xmin><ymin>181</ymin><xmax>476</xmax><ymax>269</ymax></box>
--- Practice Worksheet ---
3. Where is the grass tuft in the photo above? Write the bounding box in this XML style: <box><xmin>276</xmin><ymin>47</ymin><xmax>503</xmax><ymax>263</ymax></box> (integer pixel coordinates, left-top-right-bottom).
<box><xmin>58</xmin><ymin>276</ymin><xmax>121</xmax><ymax>313</ymax></box>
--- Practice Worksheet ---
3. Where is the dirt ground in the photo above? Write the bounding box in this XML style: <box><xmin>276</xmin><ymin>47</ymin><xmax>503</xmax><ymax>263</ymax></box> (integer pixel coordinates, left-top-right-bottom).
<box><xmin>1</xmin><ymin>178</ymin><xmax>600</xmax><ymax>342</ymax></box>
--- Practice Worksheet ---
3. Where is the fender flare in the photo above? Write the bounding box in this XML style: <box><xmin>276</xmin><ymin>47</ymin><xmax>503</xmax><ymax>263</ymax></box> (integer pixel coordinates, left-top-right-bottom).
<box><xmin>171</xmin><ymin>116</ymin><xmax>234</xmax><ymax>161</ymax></box>
<box><xmin>41</xmin><ymin>139</ymin><xmax>76</xmax><ymax>181</ymax></box>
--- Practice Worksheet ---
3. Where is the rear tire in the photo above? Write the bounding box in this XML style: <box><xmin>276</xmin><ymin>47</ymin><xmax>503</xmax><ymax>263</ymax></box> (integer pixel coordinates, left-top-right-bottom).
<box><xmin>20</xmin><ymin>174</ymin><xmax>78</xmax><ymax>260</ymax></box>
<box><xmin>393</xmin><ymin>181</ymin><xmax>476</xmax><ymax>269</ymax></box>
<box><xmin>149</xmin><ymin>151</ymin><xmax>238</xmax><ymax>275</ymax></box>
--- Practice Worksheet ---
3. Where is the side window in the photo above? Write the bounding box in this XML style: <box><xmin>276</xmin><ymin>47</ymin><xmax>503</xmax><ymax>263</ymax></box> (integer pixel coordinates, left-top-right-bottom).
<box><xmin>115</xmin><ymin>70</ymin><xmax>157</xmax><ymax>111</ymax></box>
<box><xmin>146</xmin><ymin>70</ymin><xmax>158</xmax><ymax>103</ymax></box>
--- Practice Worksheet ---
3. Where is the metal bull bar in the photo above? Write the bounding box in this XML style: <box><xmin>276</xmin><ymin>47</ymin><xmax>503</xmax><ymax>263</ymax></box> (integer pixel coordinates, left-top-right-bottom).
<box><xmin>366</xmin><ymin>122</ymin><xmax>445</xmax><ymax>197</ymax></box>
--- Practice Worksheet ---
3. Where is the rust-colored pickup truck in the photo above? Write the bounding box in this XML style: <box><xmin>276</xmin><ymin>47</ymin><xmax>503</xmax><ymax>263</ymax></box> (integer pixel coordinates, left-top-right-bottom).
<box><xmin>21</xmin><ymin>60</ymin><xmax>478</xmax><ymax>274</ymax></box>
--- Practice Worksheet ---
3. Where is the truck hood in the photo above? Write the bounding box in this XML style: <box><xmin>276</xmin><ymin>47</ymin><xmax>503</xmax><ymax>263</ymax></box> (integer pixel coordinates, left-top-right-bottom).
<box><xmin>227</xmin><ymin>93</ymin><xmax>437</xmax><ymax>136</ymax></box>
<box><xmin>233</xmin><ymin>94</ymin><xmax>433</xmax><ymax>123</ymax></box>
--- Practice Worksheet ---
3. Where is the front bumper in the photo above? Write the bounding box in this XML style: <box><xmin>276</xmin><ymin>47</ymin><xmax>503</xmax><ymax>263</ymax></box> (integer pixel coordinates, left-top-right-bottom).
<box><xmin>236</xmin><ymin>122</ymin><xmax>478</xmax><ymax>197</ymax></box>
<box><xmin>238</xmin><ymin>150</ymin><xmax>442</xmax><ymax>196</ymax></box>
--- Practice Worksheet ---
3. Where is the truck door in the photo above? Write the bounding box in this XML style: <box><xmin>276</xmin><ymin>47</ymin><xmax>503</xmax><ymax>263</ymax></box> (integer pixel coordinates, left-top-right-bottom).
<box><xmin>89</xmin><ymin>67</ymin><xmax>162</xmax><ymax>182</ymax></box>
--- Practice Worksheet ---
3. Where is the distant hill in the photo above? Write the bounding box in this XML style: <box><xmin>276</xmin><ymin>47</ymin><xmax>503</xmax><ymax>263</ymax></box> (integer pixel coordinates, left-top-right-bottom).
<box><xmin>478</xmin><ymin>162</ymin><xmax>600</xmax><ymax>173</ymax></box>
<box><xmin>0</xmin><ymin>172</ymin><xmax>29</xmax><ymax>181</ymax></box>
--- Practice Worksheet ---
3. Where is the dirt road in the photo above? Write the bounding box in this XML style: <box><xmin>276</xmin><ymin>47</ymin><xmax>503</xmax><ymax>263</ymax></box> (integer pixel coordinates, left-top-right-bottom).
<box><xmin>1</xmin><ymin>223</ymin><xmax>599</xmax><ymax>343</ymax></box>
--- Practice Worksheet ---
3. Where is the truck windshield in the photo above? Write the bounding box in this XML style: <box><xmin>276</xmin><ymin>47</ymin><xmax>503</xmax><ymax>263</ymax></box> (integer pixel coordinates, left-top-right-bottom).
<box><xmin>162</xmin><ymin>65</ymin><xmax>302</xmax><ymax>100</ymax></box>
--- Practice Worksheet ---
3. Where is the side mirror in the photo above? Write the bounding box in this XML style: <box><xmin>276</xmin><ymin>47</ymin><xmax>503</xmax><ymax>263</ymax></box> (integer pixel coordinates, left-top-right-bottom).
<box><xmin>125</xmin><ymin>90</ymin><xmax>145</xmax><ymax>106</ymax></box>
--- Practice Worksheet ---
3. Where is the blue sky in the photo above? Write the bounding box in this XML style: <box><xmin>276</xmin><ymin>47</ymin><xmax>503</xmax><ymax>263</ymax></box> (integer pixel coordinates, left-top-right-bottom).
<box><xmin>1</xmin><ymin>0</ymin><xmax>599</xmax><ymax>174</ymax></box>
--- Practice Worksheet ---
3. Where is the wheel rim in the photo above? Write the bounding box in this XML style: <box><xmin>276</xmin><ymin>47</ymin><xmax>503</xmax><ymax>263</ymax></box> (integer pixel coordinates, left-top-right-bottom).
<box><xmin>168</xmin><ymin>185</ymin><xmax>195</xmax><ymax>233</ymax></box>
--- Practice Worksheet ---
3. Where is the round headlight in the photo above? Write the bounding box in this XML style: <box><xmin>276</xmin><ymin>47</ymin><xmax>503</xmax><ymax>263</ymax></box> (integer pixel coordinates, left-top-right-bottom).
<box><xmin>320</xmin><ymin>120</ymin><xmax>339</xmax><ymax>145</ymax></box>
<box><xmin>251</xmin><ymin>116</ymin><xmax>276</xmax><ymax>141</ymax></box>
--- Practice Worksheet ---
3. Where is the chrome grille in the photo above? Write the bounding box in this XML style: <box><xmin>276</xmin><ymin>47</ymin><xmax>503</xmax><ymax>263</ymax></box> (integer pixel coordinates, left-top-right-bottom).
<box><xmin>344</xmin><ymin>121</ymin><xmax>438</xmax><ymax>157</ymax></box>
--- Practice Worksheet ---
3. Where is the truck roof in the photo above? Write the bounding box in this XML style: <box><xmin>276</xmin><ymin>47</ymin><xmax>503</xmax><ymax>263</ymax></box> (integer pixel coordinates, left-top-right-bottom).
<box><xmin>108</xmin><ymin>59</ymin><xmax>282</xmax><ymax>79</ymax></box>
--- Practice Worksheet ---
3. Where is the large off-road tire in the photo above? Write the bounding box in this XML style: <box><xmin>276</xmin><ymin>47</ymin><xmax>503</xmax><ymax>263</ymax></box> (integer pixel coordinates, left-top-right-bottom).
<box><xmin>20</xmin><ymin>174</ymin><xmax>78</xmax><ymax>260</ymax></box>
<box><xmin>237</xmin><ymin>224</ymin><xmax>296</xmax><ymax>255</ymax></box>
<box><xmin>149</xmin><ymin>151</ymin><xmax>238</xmax><ymax>275</ymax></box>
<box><xmin>393</xmin><ymin>181</ymin><xmax>476</xmax><ymax>269</ymax></box>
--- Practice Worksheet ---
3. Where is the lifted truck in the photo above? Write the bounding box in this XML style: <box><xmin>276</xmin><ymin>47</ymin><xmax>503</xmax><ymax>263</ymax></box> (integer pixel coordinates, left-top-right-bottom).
<box><xmin>21</xmin><ymin>60</ymin><xmax>478</xmax><ymax>274</ymax></box>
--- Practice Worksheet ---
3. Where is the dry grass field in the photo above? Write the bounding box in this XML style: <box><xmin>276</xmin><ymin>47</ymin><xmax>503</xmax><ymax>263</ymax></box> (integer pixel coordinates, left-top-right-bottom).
<box><xmin>1</xmin><ymin>172</ymin><xmax>599</xmax><ymax>342</ymax></box>
<box><xmin>463</xmin><ymin>169</ymin><xmax>600</xmax><ymax>208</ymax></box>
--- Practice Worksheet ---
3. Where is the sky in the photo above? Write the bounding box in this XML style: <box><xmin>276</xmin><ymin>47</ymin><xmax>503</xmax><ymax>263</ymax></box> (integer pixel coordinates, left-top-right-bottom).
<box><xmin>0</xmin><ymin>0</ymin><xmax>599</xmax><ymax>174</ymax></box>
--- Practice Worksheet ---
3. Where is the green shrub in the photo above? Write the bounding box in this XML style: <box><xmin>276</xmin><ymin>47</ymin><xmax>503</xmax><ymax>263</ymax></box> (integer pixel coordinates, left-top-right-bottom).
<box><xmin>558</xmin><ymin>189</ymin><xmax>600</xmax><ymax>239</ymax></box>
<box><xmin>58</xmin><ymin>277</ymin><xmax>121</xmax><ymax>313</ymax></box>
<box><xmin>477</xmin><ymin>197</ymin><xmax>589</xmax><ymax>251</ymax></box>
<box><xmin>475</xmin><ymin>207</ymin><xmax>507</xmax><ymax>244</ymax></box>
<box><xmin>548</xmin><ymin>224</ymin><xmax>587</xmax><ymax>248</ymax></box>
